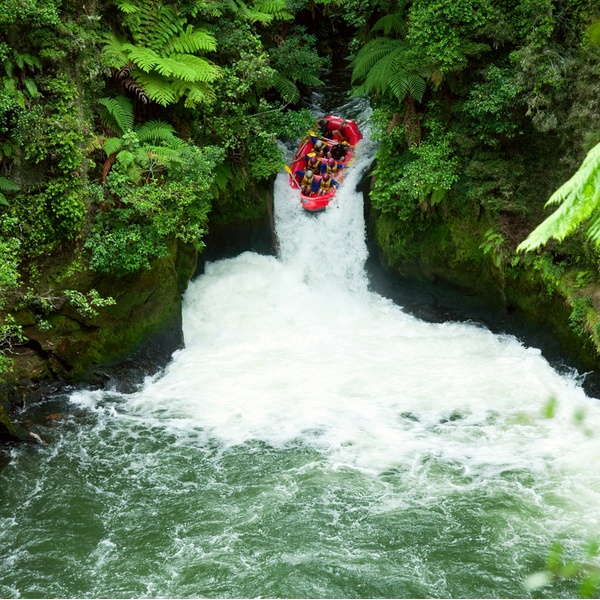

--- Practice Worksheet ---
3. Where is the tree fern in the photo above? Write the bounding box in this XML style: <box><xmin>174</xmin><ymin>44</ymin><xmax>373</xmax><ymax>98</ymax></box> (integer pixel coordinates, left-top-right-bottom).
<box><xmin>352</xmin><ymin>38</ymin><xmax>404</xmax><ymax>82</ymax></box>
<box><xmin>97</xmin><ymin>95</ymin><xmax>187</xmax><ymax>183</ymax></box>
<box><xmin>351</xmin><ymin>7</ymin><xmax>429</xmax><ymax>106</ymax></box>
<box><xmin>517</xmin><ymin>143</ymin><xmax>600</xmax><ymax>251</ymax></box>
<box><xmin>102</xmin><ymin>0</ymin><xmax>221</xmax><ymax>107</ymax></box>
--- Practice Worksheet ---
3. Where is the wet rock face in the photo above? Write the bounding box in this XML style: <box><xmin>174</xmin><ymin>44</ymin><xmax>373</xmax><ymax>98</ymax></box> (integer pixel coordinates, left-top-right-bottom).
<box><xmin>0</xmin><ymin>241</ymin><xmax>198</xmax><ymax>436</ymax></box>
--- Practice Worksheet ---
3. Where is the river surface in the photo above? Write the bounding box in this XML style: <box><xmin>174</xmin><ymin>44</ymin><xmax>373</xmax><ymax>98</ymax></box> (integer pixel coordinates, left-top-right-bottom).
<box><xmin>2</xmin><ymin>103</ymin><xmax>600</xmax><ymax>599</ymax></box>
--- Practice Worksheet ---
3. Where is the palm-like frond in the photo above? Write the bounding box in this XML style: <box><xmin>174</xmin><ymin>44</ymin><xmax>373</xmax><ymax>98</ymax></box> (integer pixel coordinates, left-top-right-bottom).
<box><xmin>166</xmin><ymin>26</ymin><xmax>218</xmax><ymax>54</ymax></box>
<box><xmin>163</xmin><ymin>54</ymin><xmax>221</xmax><ymax>82</ymax></box>
<box><xmin>252</xmin><ymin>0</ymin><xmax>292</xmax><ymax>20</ymax></box>
<box><xmin>103</xmin><ymin>137</ymin><xmax>124</xmax><ymax>155</ymax></box>
<box><xmin>98</xmin><ymin>96</ymin><xmax>134</xmax><ymax>135</ymax></box>
<box><xmin>124</xmin><ymin>45</ymin><xmax>161</xmax><ymax>72</ymax></box>
<box><xmin>352</xmin><ymin>37</ymin><xmax>425</xmax><ymax>103</ymax></box>
<box><xmin>144</xmin><ymin>144</ymin><xmax>185</xmax><ymax>166</ymax></box>
<box><xmin>115</xmin><ymin>0</ymin><xmax>140</xmax><ymax>13</ymax></box>
<box><xmin>388</xmin><ymin>69</ymin><xmax>426</xmax><ymax>102</ymax></box>
<box><xmin>371</xmin><ymin>7</ymin><xmax>407</xmax><ymax>36</ymax></box>
<box><xmin>133</xmin><ymin>71</ymin><xmax>178</xmax><ymax>106</ymax></box>
<box><xmin>517</xmin><ymin>143</ymin><xmax>600</xmax><ymax>251</ymax></box>
<box><xmin>272</xmin><ymin>74</ymin><xmax>300</xmax><ymax>104</ymax></box>
<box><xmin>136</xmin><ymin>120</ymin><xmax>177</xmax><ymax>143</ymax></box>
<box><xmin>0</xmin><ymin>177</ymin><xmax>19</xmax><ymax>192</ymax></box>
<box><xmin>102</xmin><ymin>32</ymin><xmax>130</xmax><ymax>69</ymax></box>
<box><xmin>351</xmin><ymin>38</ymin><xmax>405</xmax><ymax>82</ymax></box>
<box><xmin>182</xmin><ymin>81</ymin><xmax>217</xmax><ymax>107</ymax></box>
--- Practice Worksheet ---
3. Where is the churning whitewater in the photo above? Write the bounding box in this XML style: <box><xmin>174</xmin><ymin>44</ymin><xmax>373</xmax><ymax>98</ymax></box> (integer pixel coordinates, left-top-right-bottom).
<box><xmin>1</xmin><ymin>113</ymin><xmax>600</xmax><ymax>599</ymax></box>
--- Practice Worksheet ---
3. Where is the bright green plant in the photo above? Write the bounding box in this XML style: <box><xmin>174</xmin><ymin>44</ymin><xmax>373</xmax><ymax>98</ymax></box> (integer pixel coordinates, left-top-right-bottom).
<box><xmin>86</xmin><ymin>143</ymin><xmax>224</xmax><ymax>276</ymax></box>
<box><xmin>269</xmin><ymin>31</ymin><xmax>328</xmax><ymax>104</ymax></box>
<box><xmin>0</xmin><ymin>176</ymin><xmax>18</xmax><ymax>207</ymax></box>
<box><xmin>350</xmin><ymin>5</ymin><xmax>428</xmax><ymax>104</ymax></box>
<box><xmin>479</xmin><ymin>228</ymin><xmax>505</xmax><ymax>268</ymax></box>
<box><xmin>63</xmin><ymin>289</ymin><xmax>117</xmax><ymax>319</ymax></box>
<box><xmin>517</xmin><ymin>142</ymin><xmax>600</xmax><ymax>252</ymax></box>
<box><xmin>102</xmin><ymin>0</ymin><xmax>222</xmax><ymax>107</ymax></box>
<box><xmin>97</xmin><ymin>95</ymin><xmax>185</xmax><ymax>183</ymax></box>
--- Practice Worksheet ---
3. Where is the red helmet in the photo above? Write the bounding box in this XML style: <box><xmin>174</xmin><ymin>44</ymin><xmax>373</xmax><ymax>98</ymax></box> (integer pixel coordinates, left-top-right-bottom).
<box><xmin>309</xmin><ymin>156</ymin><xmax>318</xmax><ymax>165</ymax></box>
<box><xmin>323</xmin><ymin>173</ymin><xmax>330</xmax><ymax>181</ymax></box>
<box><xmin>327</xmin><ymin>158</ymin><xmax>335</xmax><ymax>166</ymax></box>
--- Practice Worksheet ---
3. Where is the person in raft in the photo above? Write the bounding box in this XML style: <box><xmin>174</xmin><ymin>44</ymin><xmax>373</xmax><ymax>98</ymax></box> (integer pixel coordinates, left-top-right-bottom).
<box><xmin>309</xmin><ymin>137</ymin><xmax>330</xmax><ymax>158</ymax></box>
<box><xmin>316</xmin><ymin>119</ymin><xmax>347</xmax><ymax>142</ymax></box>
<box><xmin>295</xmin><ymin>168</ymin><xmax>319</xmax><ymax>195</ymax></box>
<box><xmin>320</xmin><ymin>157</ymin><xmax>344</xmax><ymax>176</ymax></box>
<box><xmin>302</xmin><ymin>154</ymin><xmax>321</xmax><ymax>173</ymax></box>
<box><xmin>330</xmin><ymin>142</ymin><xmax>348</xmax><ymax>161</ymax></box>
<box><xmin>317</xmin><ymin>172</ymin><xmax>339</xmax><ymax>196</ymax></box>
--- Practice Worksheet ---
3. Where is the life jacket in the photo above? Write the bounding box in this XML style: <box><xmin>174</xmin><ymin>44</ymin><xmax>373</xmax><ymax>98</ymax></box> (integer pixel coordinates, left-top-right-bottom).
<box><xmin>313</xmin><ymin>141</ymin><xmax>328</xmax><ymax>157</ymax></box>
<box><xmin>301</xmin><ymin>171</ymin><xmax>314</xmax><ymax>187</ymax></box>
<box><xmin>326</xmin><ymin>163</ymin><xmax>339</xmax><ymax>175</ymax></box>
<box><xmin>320</xmin><ymin>177</ymin><xmax>332</xmax><ymax>191</ymax></box>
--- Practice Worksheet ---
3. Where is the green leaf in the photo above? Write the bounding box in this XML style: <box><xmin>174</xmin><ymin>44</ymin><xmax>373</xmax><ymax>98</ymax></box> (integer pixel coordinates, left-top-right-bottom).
<box><xmin>518</xmin><ymin>143</ymin><xmax>600</xmax><ymax>251</ymax></box>
<box><xmin>0</xmin><ymin>177</ymin><xmax>19</xmax><ymax>192</ymax></box>
<box><xmin>103</xmin><ymin>137</ymin><xmax>124</xmax><ymax>155</ymax></box>
<box><xmin>99</xmin><ymin>96</ymin><xmax>134</xmax><ymax>135</ymax></box>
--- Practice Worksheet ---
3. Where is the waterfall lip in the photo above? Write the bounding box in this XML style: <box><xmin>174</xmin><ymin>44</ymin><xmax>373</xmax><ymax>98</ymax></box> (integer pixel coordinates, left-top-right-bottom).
<box><xmin>286</xmin><ymin>115</ymin><xmax>363</xmax><ymax>213</ymax></box>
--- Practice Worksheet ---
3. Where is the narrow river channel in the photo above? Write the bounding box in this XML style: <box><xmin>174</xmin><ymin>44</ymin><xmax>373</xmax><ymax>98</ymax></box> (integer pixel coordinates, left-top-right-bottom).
<box><xmin>1</xmin><ymin>104</ymin><xmax>600</xmax><ymax>599</ymax></box>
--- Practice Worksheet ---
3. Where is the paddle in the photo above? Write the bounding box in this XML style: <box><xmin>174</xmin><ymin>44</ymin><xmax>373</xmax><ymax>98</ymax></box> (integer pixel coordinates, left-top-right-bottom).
<box><xmin>284</xmin><ymin>165</ymin><xmax>293</xmax><ymax>175</ymax></box>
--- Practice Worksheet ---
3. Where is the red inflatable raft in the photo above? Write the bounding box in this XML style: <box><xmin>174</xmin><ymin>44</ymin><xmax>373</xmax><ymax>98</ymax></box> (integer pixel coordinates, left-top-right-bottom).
<box><xmin>288</xmin><ymin>115</ymin><xmax>362</xmax><ymax>212</ymax></box>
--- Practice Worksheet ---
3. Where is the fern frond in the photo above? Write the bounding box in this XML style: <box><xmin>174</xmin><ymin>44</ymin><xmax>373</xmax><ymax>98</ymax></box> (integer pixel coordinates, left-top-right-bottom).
<box><xmin>388</xmin><ymin>69</ymin><xmax>426</xmax><ymax>102</ymax></box>
<box><xmin>272</xmin><ymin>74</ymin><xmax>300</xmax><ymax>104</ymax></box>
<box><xmin>182</xmin><ymin>81</ymin><xmax>217</xmax><ymax>107</ymax></box>
<box><xmin>362</xmin><ymin>49</ymin><xmax>396</xmax><ymax>95</ymax></box>
<box><xmin>140</xmin><ymin>7</ymin><xmax>182</xmax><ymax>51</ymax></box>
<box><xmin>371</xmin><ymin>10</ymin><xmax>407</xmax><ymax>36</ymax></box>
<box><xmin>15</xmin><ymin>52</ymin><xmax>42</xmax><ymax>71</ymax></box>
<box><xmin>517</xmin><ymin>143</ymin><xmax>600</xmax><ymax>251</ymax></box>
<box><xmin>134</xmin><ymin>71</ymin><xmax>177</xmax><ymax>106</ymax></box>
<box><xmin>252</xmin><ymin>0</ymin><xmax>292</xmax><ymax>20</ymax></box>
<box><xmin>144</xmin><ymin>144</ymin><xmax>184</xmax><ymax>166</ymax></box>
<box><xmin>102</xmin><ymin>32</ymin><xmax>130</xmax><ymax>69</ymax></box>
<box><xmin>116</xmin><ymin>150</ymin><xmax>136</xmax><ymax>168</ymax></box>
<box><xmin>0</xmin><ymin>177</ymin><xmax>19</xmax><ymax>192</ymax></box>
<box><xmin>124</xmin><ymin>44</ymin><xmax>161</xmax><ymax>72</ymax></box>
<box><xmin>136</xmin><ymin>120</ymin><xmax>177</xmax><ymax>143</ymax></box>
<box><xmin>351</xmin><ymin>38</ymin><xmax>404</xmax><ymax>82</ymax></box>
<box><xmin>160</xmin><ymin>54</ymin><xmax>221</xmax><ymax>82</ymax></box>
<box><xmin>23</xmin><ymin>78</ymin><xmax>39</xmax><ymax>99</ymax></box>
<box><xmin>291</xmin><ymin>71</ymin><xmax>323</xmax><ymax>88</ymax></box>
<box><xmin>98</xmin><ymin>96</ymin><xmax>134</xmax><ymax>135</ymax></box>
<box><xmin>103</xmin><ymin>137</ymin><xmax>124</xmax><ymax>155</ymax></box>
<box><xmin>115</xmin><ymin>0</ymin><xmax>140</xmax><ymax>13</ymax></box>
<box><xmin>166</xmin><ymin>26</ymin><xmax>218</xmax><ymax>54</ymax></box>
